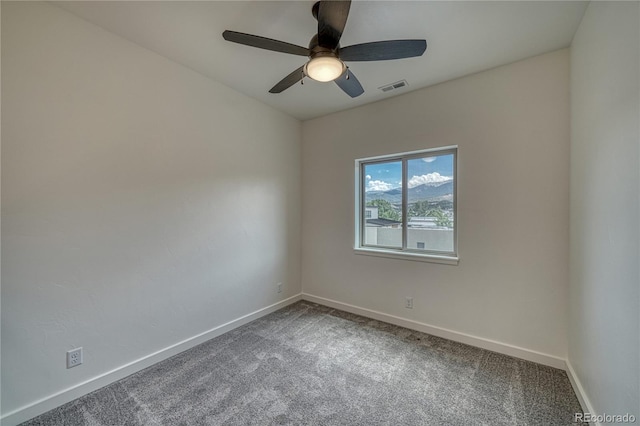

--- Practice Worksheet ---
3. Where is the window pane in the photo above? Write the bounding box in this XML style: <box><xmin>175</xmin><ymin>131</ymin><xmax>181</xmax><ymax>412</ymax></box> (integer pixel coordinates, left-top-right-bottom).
<box><xmin>406</xmin><ymin>154</ymin><xmax>454</xmax><ymax>252</ymax></box>
<box><xmin>363</xmin><ymin>161</ymin><xmax>402</xmax><ymax>248</ymax></box>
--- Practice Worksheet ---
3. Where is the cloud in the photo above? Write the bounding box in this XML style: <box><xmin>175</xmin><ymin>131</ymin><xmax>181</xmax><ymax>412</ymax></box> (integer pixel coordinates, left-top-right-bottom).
<box><xmin>367</xmin><ymin>180</ymin><xmax>394</xmax><ymax>192</ymax></box>
<box><xmin>408</xmin><ymin>172</ymin><xmax>452</xmax><ymax>188</ymax></box>
<box><xmin>365</xmin><ymin>175</ymin><xmax>371</xmax><ymax>180</ymax></box>
<box><xmin>422</xmin><ymin>157</ymin><xmax>437</xmax><ymax>163</ymax></box>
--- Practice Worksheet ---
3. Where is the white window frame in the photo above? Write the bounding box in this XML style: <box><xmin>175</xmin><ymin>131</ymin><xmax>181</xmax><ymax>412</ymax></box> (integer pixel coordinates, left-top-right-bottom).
<box><xmin>354</xmin><ymin>146</ymin><xmax>459</xmax><ymax>265</ymax></box>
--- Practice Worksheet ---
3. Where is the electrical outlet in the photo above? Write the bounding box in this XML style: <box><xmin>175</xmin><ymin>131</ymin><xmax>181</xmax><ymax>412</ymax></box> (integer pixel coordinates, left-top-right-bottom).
<box><xmin>405</xmin><ymin>297</ymin><xmax>413</xmax><ymax>309</ymax></box>
<box><xmin>277</xmin><ymin>282</ymin><xmax>283</xmax><ymax>293</ymax></box>
<box><xmin>67</xmin><ymin>347</ymin><xmax>83</xmax><ymax>369</ymax></box>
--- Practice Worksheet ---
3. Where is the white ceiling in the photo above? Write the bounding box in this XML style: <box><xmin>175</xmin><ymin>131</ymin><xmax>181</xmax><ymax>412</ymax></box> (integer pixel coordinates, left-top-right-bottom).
<box><xmin>54</xmin><ymin>1</ymin><xmax>588</xmax><ymax>121</ymax></box>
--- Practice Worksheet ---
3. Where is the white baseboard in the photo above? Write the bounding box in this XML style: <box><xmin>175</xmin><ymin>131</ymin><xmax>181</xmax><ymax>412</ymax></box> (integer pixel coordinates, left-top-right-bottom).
<box><xmin>1</xmin><ymin>294</ymin><xmax>303</xmax><ymax>426</ymax></box>
<box><xmin>565</xmin><ymin>359</ymin><xmax>599</xmax><ymax>426</ymax></box>
<box><xmin>301</xmin><ymin>293</ymin><xmax>566</xmax><ymax>370</ymax></box>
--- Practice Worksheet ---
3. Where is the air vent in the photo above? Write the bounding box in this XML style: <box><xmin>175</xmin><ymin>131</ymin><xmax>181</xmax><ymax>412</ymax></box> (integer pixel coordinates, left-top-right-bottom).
<box><xmin>378</xmin><ymin>80</ymin><xmax>408</xmax><ymax>93</ymax></box>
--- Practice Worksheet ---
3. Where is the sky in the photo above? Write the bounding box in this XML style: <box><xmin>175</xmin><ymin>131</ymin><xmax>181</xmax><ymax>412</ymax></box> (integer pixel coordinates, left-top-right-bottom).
<box><xmin>364</xmin><ymin>153</ymin><xmax>454</xmax><ymax>192</ymax></box>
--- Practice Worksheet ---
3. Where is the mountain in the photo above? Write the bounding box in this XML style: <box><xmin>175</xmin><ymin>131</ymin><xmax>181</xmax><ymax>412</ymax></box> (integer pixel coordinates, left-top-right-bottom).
<box><xmin>408</xmin><ymin>181</ymin><xmax>453</xmax><ymax>199</ymax></box>
<box><xmin>366</xmin><ymin>181</ymin><xmax>453</xmax><ymax>204</ymax></box>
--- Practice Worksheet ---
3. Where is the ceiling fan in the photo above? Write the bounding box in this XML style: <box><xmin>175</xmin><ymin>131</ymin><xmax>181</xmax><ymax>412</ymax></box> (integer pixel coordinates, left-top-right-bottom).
<box><xmin>222</xmin><ymin>0</ymin><xmax>427</xmax><ymax>98</ymax></box>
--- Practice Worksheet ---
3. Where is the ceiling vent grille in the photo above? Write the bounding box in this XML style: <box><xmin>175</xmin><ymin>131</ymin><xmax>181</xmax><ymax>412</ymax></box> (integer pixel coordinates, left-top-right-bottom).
<box><xmin>379</xmin><ymin>80</ymin><xmax>408</xmax><ymax>93</ymax></box>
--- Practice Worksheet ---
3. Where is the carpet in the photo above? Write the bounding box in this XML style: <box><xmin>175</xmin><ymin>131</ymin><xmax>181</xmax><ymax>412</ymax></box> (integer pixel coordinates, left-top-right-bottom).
<box><xmin>22</xmin><ymin>301</ymin><xmax>584</xmax><ymax>425</ymax></box>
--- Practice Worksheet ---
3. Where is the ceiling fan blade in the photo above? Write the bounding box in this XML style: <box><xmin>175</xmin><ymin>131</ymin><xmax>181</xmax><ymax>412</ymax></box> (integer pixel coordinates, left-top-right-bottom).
<box><xmin>317</xmin><ymin>0</ymin><xmax>351</xmax><ymax>50</ymax></box>
<box><xmin>269</xmin><ymin>65</ymin><xmax>306</xmax><ymax>93</ymax></box>
<box><xmin>334</xmin><ymin>69</ymin><xmax>364</xmax><ymax>98</ymax></box>
<box><xmin>340</xmin><ymin>40</ymin><xmax>427</xmax><ymax>61</ymax></box>
<box><xmin>223</xmin><ymin>30</ymin><xmax>309</xmax><ymax>56</ymax></box>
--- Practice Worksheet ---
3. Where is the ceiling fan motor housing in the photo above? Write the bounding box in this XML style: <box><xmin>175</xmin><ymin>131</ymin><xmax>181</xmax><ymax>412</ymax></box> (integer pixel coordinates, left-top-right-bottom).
<box><xmin>308</xmin><ymin>34</ymin><xmax>338</xmax><ymax>56</ymax></box>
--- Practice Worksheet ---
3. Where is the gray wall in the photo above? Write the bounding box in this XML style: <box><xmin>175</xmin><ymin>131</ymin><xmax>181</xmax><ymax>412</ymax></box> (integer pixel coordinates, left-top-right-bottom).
<box><xmin>569</xmin><ymin>1</ymin><xmax>639</xmax><ymax>418</ymax></box>
<box><xmin>1</xmin><ymin>1</ymin><xmax>301</xmax><ymax>418</ymax></box>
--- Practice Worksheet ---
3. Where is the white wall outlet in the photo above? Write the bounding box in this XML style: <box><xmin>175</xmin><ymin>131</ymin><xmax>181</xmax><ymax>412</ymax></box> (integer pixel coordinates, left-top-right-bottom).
<box><xmin>277</xmin><ymin>282</ymin><xmax>283</xmax><ymax>293</ymax></box>
<box><xmin>67</xmin><ymin>347</ymin><xmax>83</xmax><ymax>369</ymax></box>
<box><xmin>405</xmin><ymin>297</ymin><xmax>414</xmax><ymax>309</ymax></box>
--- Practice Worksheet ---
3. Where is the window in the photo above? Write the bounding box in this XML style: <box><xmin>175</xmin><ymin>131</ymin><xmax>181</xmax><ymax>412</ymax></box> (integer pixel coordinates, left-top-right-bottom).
<box><xmin>355</xmin><ymin>146</ymin><xmax>458</xmax><ymax>263</ymax></box>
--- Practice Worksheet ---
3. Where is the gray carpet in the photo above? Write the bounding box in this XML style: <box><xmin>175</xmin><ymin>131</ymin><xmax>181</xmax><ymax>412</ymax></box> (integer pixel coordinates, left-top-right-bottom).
<box><xmin>22</xmin><ymin>301</ymin><xmax>584</xmax><ymax>425</ymax></box>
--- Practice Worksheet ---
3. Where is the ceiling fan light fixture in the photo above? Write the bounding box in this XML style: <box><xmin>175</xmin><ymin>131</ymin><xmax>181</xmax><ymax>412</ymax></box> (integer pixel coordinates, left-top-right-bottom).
<box><xmin>304</xmin><ymin>56</ymin><xmax>345</xmax><ymax>82</ymax></box>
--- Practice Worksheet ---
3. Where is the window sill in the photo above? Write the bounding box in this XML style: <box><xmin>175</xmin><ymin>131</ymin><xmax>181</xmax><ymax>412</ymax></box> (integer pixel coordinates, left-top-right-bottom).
<box><xmin>353</xmin><ymin>247</ymin><xmax>459</xmax><ymax>265</ymax></box>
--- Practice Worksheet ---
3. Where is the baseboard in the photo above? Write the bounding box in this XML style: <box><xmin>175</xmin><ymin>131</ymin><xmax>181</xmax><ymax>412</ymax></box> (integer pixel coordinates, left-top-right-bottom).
<box><xmin>1</xmin><ymin>294</ymin><xmax>303</xmax><ymax>426</ymax></box>
<box><xmin>301</xmin><ymin>293</ymin><xmax>566</xmax><ymax>370</ymax></box>
<box><xmin>565</xmin><ymin>359</ymin><xmax>599</xmax><ymax>426</ymax></box>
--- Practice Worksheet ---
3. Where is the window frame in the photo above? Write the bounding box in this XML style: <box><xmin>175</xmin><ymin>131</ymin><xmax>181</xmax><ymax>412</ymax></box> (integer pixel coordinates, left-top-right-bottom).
<box><xmin>354</xmin><ymin>146</ymin><xmax>459</xmax><ymax>265</ymax></box>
